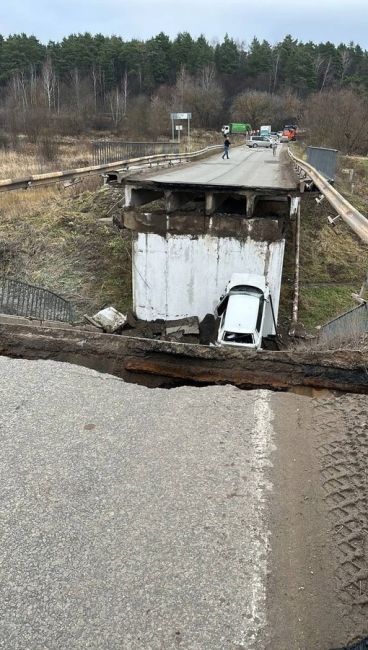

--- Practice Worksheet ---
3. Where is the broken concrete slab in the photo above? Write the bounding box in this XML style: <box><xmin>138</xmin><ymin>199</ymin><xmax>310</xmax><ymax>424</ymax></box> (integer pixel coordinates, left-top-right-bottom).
<box><xmin>0</xmin><ymin>319</ymin><xmax>367</xmax><ymax>394</ymax></box>
<box><xmin>165</xmin><ymin>317</ymin><xmax>199</xmax><ymax>337</ymax></box>
<box><xmin>91</xmin><ymin>307</ymin><xmax>127</xmax><ymax>333</ymax></box>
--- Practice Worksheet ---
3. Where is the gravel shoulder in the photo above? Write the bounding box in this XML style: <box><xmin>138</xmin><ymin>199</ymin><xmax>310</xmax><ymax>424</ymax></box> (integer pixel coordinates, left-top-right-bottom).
<box><xmin>268</xmin><ymin>391</ymin><xmax>368</xmax><ymax>650</ymax></box>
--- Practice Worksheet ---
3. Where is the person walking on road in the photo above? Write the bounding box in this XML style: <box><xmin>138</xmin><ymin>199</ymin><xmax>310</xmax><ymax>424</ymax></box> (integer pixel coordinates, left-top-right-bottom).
<box><xmin>222</xmin><ymin>136</ymin><xmax>231</xmax><ymax>160</ymax></box>
<box><xmin>272</xmin><ymin>140</ymin><xmax>277</xmax><ymax>157</ymax></box>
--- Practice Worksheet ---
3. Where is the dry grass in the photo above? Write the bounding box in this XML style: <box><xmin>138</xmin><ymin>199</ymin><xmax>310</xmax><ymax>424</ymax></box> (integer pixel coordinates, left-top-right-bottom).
<box><xmin>181</xmin><ymin>129</ymin><xmax>220</xmax><ymax>152</ymax></box>
<box><xmin>0</xmin><ymin>179</ymin><xmax>132</xmax><ymax>317</ymax></box>
<box><xmin>279</xmin><ymin>193</ymin><xmax>368</xmax><ymax>332</ymax></box>
<box><xmin>0</xmin><ymin>130</ymin><xmax>221</xmax><ymax>179</ymax></box>
<box><xmin>0</xmin><ymin>139</ymin><xmax>93</xmax><ymax>180</ymax></box>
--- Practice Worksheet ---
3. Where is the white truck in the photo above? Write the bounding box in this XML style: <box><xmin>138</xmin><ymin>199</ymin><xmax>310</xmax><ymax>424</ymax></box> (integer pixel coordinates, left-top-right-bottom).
<box><xmin>260</xmin><ymin>124</ymin><xmax>272</xmax><ymax>138</ymax></box>
<box><xmin>216</xmin><ymin>273</ymin><xmax>277</xmax><ymax>350</ymax></box>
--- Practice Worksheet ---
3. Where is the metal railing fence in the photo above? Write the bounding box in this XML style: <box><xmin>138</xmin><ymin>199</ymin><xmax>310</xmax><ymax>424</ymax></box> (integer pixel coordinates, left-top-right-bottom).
<box><xmin>92</xmin><ymin>141</ymin><xmax>179</xmax><ymax>165</ymax></box>
<box><xmin>319</xmin><ymin>302</ymin><xmax>368</xmax><ymax>341</ymax></box>
<box><xmin>0</xmin><ymin>277</ymin><xmax>74</xmax><ymax>323</ymax></box>
<box><xmin>306</xmin><ymin>146</ymin><xmax>338</xmax><ymax>182</ymax></box>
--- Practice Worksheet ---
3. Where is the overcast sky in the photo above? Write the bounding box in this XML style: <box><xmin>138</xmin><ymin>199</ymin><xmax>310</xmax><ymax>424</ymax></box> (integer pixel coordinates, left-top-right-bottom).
<box><xmin>1</xmin><ymin>0</ymin><xmax>368</xmax><ymax>48</ymax></box>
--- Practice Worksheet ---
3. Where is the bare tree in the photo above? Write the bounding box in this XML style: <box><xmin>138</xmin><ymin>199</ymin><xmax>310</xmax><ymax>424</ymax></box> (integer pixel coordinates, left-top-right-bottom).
<box><xmin>11</xmin><ymin>71</ymin><xmax>29</xmax><ymax>111</ymax></box>
<box><xmin>201</xmin><ymin>64</ymin><xmax>216</xmax><ymax>91</ymax></box>
<box><xmin>122</xmin><ymin>68</ymin><xmax>129</xmax><ymax>116</ymax></box>
<box><xmin>271</xmin><ymin>49</ymin><xmax>281</xmax><ymax>93</ymax></box>
<box><xmin>42</xmin><ymin>56</ymin><xmax>56</xmax><ymax>111</ymax></box>
<box><xmin>320</xmin><ymin>57</ymin><xmax>331</xmax><ymax>93</ymax></box>
<box><xmin>230</xmin><ymin>91</ymin><xmax>275</xmax><ymax>130</ymax></box>
<box><xmin>108</xmin><ymin>87</ymin><xmax>124</xmax><ymax>128</ymax></box>
<box><xmin>72</xmin><ymin>67</ymin><xmax>81</xmax><ymax>109</ymax></box>
<box><xmin>303</xmin><ymin>89</ymin><xmax>368</xmax><ymax>154</ymax></box>
<box><xmin>176</xmin><ymin>65</ymin><xmax>189</xmax><ymax>111</ymax></box>
<box><xmin>340</xmin><ymin>50</ymin><xmax>352</xmax><ymax>82</ymax></box>
<box><xmin>29</xmin><ymin>64</ymin><xmax>38</xmax><ymax>106</ymax></box>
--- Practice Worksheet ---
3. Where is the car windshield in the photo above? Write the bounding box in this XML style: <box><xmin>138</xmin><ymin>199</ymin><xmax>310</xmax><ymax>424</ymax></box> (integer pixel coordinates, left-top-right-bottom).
<box><xmin>223</xmin><ymin>332</ymin><xmax>254</xmax><ymax>344</ymax></box>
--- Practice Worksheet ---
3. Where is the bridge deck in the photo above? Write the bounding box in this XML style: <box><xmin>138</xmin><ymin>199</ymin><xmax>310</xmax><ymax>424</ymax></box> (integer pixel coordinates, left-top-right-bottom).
<box><xmin>126</xmin><ymin>145</ymin><xmax>299</xmax><ymax>192</ymax></box>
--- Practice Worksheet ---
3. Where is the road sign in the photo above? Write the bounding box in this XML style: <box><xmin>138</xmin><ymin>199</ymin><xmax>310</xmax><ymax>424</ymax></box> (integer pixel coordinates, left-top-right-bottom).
<box><xmin>175</xmin><ymin>125</ymin><xmax>183</xmax><ymax>130</ymax></box>
<box><xmin>171</xmin><ymin>112</ymin><xmax>192</xmax><ymax>120</ymax></box>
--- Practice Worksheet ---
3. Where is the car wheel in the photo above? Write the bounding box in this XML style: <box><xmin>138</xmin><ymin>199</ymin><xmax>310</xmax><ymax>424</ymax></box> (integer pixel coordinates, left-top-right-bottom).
<box><xmin>253</xmin><ymin>143</ymin><xmax>258</xmax><ymax>148</ymax></box>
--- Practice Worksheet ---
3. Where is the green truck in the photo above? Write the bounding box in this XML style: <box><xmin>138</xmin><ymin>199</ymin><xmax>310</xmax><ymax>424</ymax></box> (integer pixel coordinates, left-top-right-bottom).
<box><xmin>221</xmin><ymin>123</ymin><xmax>251</xmax><ymax>135</ymax></box>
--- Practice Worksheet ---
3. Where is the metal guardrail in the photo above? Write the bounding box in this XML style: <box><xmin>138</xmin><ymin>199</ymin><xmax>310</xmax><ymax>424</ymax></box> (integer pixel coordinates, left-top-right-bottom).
<box><xmin>0</xmin><ymin>145</ymin><xmax>222</xmax><ymax>193</ymax></box>
<box><xmin>288</xmin><ymin>148</ymin><xmax>368</xmax><ymax>244</ymax></box>
<box><xmin>0</xmin><ymin>277</ymin><xmax>74</xmax><ymax>322</ymax></box>
<box><xmin>92</xmin><ymin>141</ymin><xmax>179</xmax><ymax>165</ymax></box>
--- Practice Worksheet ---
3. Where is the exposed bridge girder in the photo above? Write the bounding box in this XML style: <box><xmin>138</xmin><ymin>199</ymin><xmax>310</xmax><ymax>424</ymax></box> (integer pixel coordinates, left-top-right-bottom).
<box><xmin>125</xmin><ymin>185</ymin><xmax>164</xmax><ymax>208</ymax></box>
<box><xmin>164</xmin><ymin>190</ymin><xmax>196</xmax><ymax>213</ymax></box>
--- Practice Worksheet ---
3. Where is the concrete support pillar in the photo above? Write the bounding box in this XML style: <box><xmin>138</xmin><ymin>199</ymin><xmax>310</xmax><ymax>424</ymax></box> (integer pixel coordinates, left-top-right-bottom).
<box><xmin>205</xmin><ymin>192</ymin><xmax>228</xmax><ymax>215</ymax></box>
<box><xmin>245</xmin><ymin>192</ymin><xmax>257</xmax><ymax>218</ymax></box>
<box><xmin>125</xmin><ymin>185</ymin><xmax>163</xmax><ymax>208</ymax></box>
<box><xmin>290</xmin><ymin>196</ymin><xmax>301</xmax><ymax>220</ymax></box>
<box><xmin>165</xmin><ymin>191</ymin><xmax>193</xmax><ymax>213</ymax></box>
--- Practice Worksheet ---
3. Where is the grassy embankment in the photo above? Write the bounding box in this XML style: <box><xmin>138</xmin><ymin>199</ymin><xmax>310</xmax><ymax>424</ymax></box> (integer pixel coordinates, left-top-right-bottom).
<box><xmin>0</xmin><ymin>139</ymin><xmax>93</xmax><ymax>179</ymax></box>
<box><xmin>0</xmin><ymin>179</ymin><xmax>132</xmax><ymax>318</ymax></box>
<box><xmin>280</xmin><ymin>152</ymin><xmax>367</xmax><ymax>332</ymax></box>
<box><xmin>0</xmin><ymin>131</ymin><xmax>220</xmax><ymax>321</ymax></box>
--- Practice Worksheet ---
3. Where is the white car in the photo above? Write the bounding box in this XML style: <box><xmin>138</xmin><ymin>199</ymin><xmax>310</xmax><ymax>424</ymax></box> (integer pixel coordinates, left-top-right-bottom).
<box><xmin>216</xmin><ymin>273</ymin><xmax>270</xmax><ymax>349</ymax></box>
<box><xmin>246</xmin><ymin>136</ymin><xmax>272</xmax><ymax>148</ymax></box>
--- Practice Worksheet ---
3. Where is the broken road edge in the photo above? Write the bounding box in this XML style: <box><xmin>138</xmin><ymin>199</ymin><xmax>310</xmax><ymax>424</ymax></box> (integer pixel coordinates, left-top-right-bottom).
<box><xmin>0</xmin><ymin>318</ymin><xmax>367</xmax><ymax>394</ymax></box>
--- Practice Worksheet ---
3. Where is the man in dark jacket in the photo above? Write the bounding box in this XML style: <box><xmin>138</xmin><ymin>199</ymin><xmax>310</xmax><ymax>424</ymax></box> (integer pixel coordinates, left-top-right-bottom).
<box><xmin>222</xmin><ymin>136</ymin><xmax>231</xmax><ymax>159</ymax></box>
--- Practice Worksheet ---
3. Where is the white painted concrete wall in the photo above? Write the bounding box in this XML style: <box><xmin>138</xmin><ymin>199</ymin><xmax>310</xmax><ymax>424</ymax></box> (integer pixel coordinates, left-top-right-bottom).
<box><xmin>133</xmin><ymin>232</ymin><xmax>285</xmax><ymax>334</ymax></box>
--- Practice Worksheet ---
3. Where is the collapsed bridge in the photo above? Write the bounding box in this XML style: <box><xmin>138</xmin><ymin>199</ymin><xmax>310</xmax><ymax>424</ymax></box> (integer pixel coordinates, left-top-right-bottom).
<box><xmin>108</xmin><ymin>144</ymin><xmax>300</xmax><ymax>332</ymax></box>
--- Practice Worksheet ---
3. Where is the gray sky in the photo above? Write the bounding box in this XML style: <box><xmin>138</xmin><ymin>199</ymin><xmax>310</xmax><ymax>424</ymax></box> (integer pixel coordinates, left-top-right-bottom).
<box><xmin>1</xmin><ymin>0</ymin><xmax>368</xmax><ymax>47</ymax></box>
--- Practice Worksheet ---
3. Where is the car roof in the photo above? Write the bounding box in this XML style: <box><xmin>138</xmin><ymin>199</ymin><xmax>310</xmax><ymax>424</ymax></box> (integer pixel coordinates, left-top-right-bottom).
<box><xmin>222</xmin><ymin>294</ymin><xmax>260</xmax><ymax>333</ymax></box>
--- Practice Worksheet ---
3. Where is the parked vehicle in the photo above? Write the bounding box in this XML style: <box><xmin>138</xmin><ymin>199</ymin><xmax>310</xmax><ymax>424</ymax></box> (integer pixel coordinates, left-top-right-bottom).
<box><xmin>216</xmin><ymin>273</ymin><xmax>275</xmax><ymax>350</ymax></box>
<box><xmin>221</xmin><ymin>123</ymin><xmax>251</xmax><ymax>135</ymax></box>
<box><xmin>282</xmin><ymin>124</ymin><xmax>297</xmax><ymax>141</ymax></box>
<box><xmin>246</xmin><ymin>136</ymin><xmax>272</xmax><ymax>148</ymax></box>
<box><xmin>260</xmin><ymin>124</ymin><xmax>272</xmax><ymax>138</ymax></box>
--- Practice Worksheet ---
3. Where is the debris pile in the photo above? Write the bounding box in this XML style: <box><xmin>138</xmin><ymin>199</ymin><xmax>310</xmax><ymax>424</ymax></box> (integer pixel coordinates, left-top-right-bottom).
<box><xmin>84</xmin><ymin>307</ymin><xmax>219</xmax><ymax>345</ymax></box>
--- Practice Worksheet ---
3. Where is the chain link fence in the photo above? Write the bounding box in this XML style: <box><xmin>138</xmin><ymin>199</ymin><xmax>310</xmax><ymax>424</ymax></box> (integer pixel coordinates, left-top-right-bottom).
<box><xmin>0</xmin><ymin>277</ymin><xmax>74</xmax><ymax>323</ymax></box>
<box><xmin>92</xmin><ymin>141</ymin><xmax>179</xmax><ymax>165</ymax></box>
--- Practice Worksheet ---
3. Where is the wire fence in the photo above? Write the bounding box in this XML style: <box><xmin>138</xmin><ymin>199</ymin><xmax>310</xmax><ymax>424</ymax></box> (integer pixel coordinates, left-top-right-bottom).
<box><xmin>0</xmin><ymin>277</ymin><xmax>74</xmax><ymax>323</ymax></box>
<box><xmin>91</xmin><ymin>141</ymin><xmax>179</xmax><ymax>165</ymax></box>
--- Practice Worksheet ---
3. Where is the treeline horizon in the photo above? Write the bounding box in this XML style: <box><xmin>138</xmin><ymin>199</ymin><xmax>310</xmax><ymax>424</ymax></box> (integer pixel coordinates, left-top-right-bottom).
<box><xmin>0</xmin><ymin>32</ymin><xmax>368</xmax><ymax>154</ymax></box>
<box><xmin>1</xmin><ymin>32</ymin><xmax>368</xmax><ymax>95</ymax></box>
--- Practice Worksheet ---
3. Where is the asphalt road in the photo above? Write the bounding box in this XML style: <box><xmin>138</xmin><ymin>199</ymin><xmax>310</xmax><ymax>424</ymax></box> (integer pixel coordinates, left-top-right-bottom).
<box><xmin>140</xmin><ymin>144</ymin><xmax>298</xmax><ymax>191</ymax></box>
<box><xmin>0</xmin><ymin>357</ymin><xmax>367</xmax><ymax>649</ymax></box>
